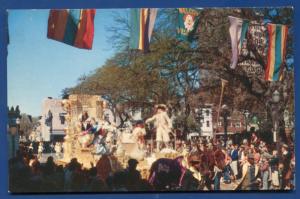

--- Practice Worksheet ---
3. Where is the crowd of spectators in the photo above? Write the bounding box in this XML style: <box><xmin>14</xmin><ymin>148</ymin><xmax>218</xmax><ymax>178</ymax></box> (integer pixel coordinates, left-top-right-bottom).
<box><xmin>9</xmin><ymin>130</ymin><xmax>295</xmax><ymax>192</ymax></box>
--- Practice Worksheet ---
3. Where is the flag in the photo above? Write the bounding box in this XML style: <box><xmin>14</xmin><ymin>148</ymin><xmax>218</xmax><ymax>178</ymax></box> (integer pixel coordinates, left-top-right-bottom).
<box><xmin>265</xmin><ymin>24</ymin><xmax>288</xmax><ymax>81</ymax></box>
<box><xmin>177</xmin><ymin>8</ymin><xmax>200</xmax><ymax>42</ymax></box>
<box><xmin>148</xmin><ymin>8</ymin><xmax>158</xmax><ymax>43</ymax></box>
<box><xmin>228</xmin><ymin>16</ymin><xmax>249</xmax><ymax>69</ymax></box>
<box><xmin>130</xmin><ymin>8</ymin><xmax>158</xmax><ymax>51</ymax></box>
<box><xmin>238</xmin><ymin>22</ymin><xmax>267</xmax><ymax>79</ymax></box>
<box><xmin>47</xmin><ymin>9</ymin><xmax>96</xmax><ymax>50</ymax></box>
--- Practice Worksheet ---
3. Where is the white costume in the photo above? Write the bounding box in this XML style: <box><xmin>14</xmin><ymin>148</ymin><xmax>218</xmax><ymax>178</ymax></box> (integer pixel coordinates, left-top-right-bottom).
<box><xmin>38</xmin><ymin>144</ymin><xmax>44</xmax><ymax>153</ymax></box>
<box><xmin>146</xmin><ymin>108</ymin><xmax>172</xmax><ymax>150</ymax></box>
<box><xmin>38</xmin><ymin>143</ymin><xmax>44</xmax><ymax>159</ymax></box>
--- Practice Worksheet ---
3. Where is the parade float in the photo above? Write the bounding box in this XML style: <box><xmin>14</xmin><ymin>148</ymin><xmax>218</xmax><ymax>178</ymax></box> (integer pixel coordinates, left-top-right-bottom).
<box><xmin>60</xmin><ymin>94</ymin><xmax>104</xmax><ymax>167</ymax></box>
<box><xmin>58</xmin><ymin>94</ymin><xmax>172</xmax><ymax>176</ymax></box>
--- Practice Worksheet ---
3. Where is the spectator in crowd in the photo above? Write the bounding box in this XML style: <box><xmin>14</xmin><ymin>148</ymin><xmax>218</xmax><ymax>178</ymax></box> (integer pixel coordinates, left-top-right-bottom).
<box><xmin>260</xmin><ymin>155</ymin><xmax>270</xmax><ymax>190</ymax></box>
<box><xmin>112</xmin><ymin>171</ymin><xmax>128</xmax><ymax>191</ymax></box>
<box><xmin>124</xmin><ymin>158</ymin><xmax>142</xmax><ymax>191</ymax></box>
<box><xmin>230</xmin><ymin>144</ymin><xmax>239</xmax><ymax>178</ymax></box>
<box><xmin>240</xmin><ymin>153</ymin><xmax>259</xmax><ymax>190</ymax></box>
<box><xmin>64</xmin><ymin>158</ymin><xmax>81</xmax><ymax>192</ymax></box>
<box><xmin>96</xmin><ymin>154</ymin><xmax>113</xmax><ymax>183</ymax></box>
<box><xmin>8</xmin><ymin>130</ymin><xmax>295</xmax><ymax>192</ymax></box>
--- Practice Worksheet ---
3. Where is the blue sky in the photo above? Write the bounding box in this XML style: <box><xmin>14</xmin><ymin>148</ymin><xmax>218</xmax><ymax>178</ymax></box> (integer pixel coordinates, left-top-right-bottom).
<box><xmin>7</xmin><ymin>9</ymin><xmax>126</xmax><ymax>116</ymax></box>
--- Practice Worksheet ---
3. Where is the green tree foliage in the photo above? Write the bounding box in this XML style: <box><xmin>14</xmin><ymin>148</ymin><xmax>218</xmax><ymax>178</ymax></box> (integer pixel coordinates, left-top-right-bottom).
<box><xmin>67</xmin><ymin>8</ymin><xmax>294</xmax><ymax>139</ymax></box>
<box><xmin>19</xmin><ymin>113</ymin><xmax>33</xmax><ymax>136</ymax></box>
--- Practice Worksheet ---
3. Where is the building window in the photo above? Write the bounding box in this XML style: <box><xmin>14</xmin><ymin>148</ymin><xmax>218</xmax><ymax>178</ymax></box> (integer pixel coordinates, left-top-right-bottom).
<box><xmin>218</xmin><ymin>121</ymin><xmax>222</xmax><ymax>126</ymax></box>
<box><xmin>59</xmin><ymin>113</ymin><xmax>66</xmax><ymax>125</ymax></box>
<box><xmin>206</xmin><ymin>121</ymin><xmax>210</xmax><ymax>127</ymax></box>
<box><xmin>206</xmin><ymin>110</ymin><xmax>210</xmax><ymax>116</ymax></box>
<box><xmin>235</xmin><ymin>122</ymin><xmax>241</xmax><ymax>128</ymax></box>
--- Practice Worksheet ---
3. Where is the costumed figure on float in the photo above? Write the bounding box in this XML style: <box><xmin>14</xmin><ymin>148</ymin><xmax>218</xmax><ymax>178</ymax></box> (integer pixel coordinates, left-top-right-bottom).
<box><xmin>75</xmin><ymin>109</ymin><xmax>115</xmax><ymax>157</ymax></box>
<box><xmin>145</xmin><ymin>104</ymin><xmax>173</xmax><ymax>151</ymax></box>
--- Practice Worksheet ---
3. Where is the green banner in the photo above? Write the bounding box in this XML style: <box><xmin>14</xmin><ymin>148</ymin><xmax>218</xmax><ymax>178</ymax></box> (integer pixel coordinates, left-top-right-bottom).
<box><xmin>177</xmin><ymin>8</ymin><xmax>201</xmax><ymax>42</ymax></box>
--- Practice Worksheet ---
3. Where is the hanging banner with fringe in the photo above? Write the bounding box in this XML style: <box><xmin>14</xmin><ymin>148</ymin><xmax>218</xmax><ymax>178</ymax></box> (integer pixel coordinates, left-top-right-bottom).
<box><xmin>177</xmin><ymin>8</ymin><xmax>201</xmax><ymax>42</ymax></box>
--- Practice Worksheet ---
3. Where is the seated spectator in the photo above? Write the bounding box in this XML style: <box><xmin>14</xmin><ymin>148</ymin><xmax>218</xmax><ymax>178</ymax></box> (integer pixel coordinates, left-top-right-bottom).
<box><xmin>112</xmin><ymin>171</ymin><xmax>128</xmax><ymax>191</ymax></box>
<box><xmin>124</xmin><ymin>159</ymin><xmax>142</xmax><ymax>191</ymax></box>
<box><xmin>84</xmin><ymin>166</ymin><xmax>109</xmax><ymax>192</ymax></box>
<box><xmin>64</xmin><ymin>158</ymin><xmax>82</xmax><ymax>192</ymax></box>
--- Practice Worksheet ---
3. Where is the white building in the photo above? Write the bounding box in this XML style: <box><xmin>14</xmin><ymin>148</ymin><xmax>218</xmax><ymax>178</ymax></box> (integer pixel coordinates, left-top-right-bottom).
<box><xmin>198</xmin><ymin>104</ymin><xmax>213</xmax><ymax>138</ymax></box>
<box><xmin>40</xmin><ymin>97</ymin><xmax>67</xmax><ymax>142</ymax></box>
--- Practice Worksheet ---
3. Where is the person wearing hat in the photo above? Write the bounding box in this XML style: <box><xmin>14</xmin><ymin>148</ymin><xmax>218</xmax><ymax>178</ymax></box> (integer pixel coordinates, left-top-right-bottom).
<box><xmin>146</xmin><ymin>104</ymin><xmax>173</xmax><ymax>151</ymax></box>
<box><xmin>240</xmin><ymin>153</ymin><xmax>259</xmax><ymax>190</ymax></box>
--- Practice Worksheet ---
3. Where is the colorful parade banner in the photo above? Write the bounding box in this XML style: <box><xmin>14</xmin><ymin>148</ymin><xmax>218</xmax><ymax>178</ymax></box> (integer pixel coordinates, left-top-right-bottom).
<box><xmin>47</xmin><ymin>9</ymin><xmax>96</xmax><ymax>50</ymax></box>
<box><xmin>238</xmin><ymin>21</ymin><xmax>267</xmax><ymax>80</ymax></box>
<box><xmin>177</xmin><ymin>8</ymin><xmax>201</xmax><ymax>42</ymax></box>
<box><xmin>130</xmin><ymin>8</ymin><xmax>158</xmax><ymax>51</ymax></box>
<box><xmin>228</xmin><ymin>16</ymin><xmax>249</xmax><ymax>69</ymax></box>
<box><xmin>265</xmin><ymin>24</ymin><xmax>288</xmax><ymax>81</ymax></box>
<box><xmin>148</xmin><ymin>9</ymin><xmax>158</xmax><ymax>44</ymax></box>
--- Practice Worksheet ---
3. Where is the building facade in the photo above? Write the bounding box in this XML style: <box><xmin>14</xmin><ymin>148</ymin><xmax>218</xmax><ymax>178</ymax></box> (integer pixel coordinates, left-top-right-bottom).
<box><xmin>40</xmin><ymin>98</ymin><xmax>67</xmax><ymax>142</ymax></box>
<box><xmin>199</xmin><ymin>104</ymin><xmax>214</xmax><ymax>138</ymax></box>
<box><xmin>214</xmin><ymin>110</ymin><xmax>246</xmax><ymax>136</ymax></box>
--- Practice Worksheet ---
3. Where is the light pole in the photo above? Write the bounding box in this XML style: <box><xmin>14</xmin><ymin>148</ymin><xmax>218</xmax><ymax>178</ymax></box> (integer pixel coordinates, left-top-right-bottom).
<box><xmin>16</xmin><ymin>117</ymin><xmax>20</xmax><ymax>126</ymax></box>
<box><xmin>221</xmin><ymin>104</ymin><xmax>230</xmax><ymax>147</ymax></box>
<box><xmin>15</xmin><ymin>117</ymin><xmax>20</xmax><ymax>156</ymax></box>
<box><xmin>195</xmin><ymin>108</ymin><xmax>204</xmax><ymax>137</ymax></box>
<box><xmin>272</xmin><ymin>90</ymin><xmax>280</xmax><ymax>152</ymax></box>
<box><xmin>243</xmin><ymin>110</ymin><xmax>250</xmax><ymax>132</ymax></box>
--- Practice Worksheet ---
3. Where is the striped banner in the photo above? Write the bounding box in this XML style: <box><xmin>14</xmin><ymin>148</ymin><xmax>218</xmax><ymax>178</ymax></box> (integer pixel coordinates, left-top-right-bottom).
<box><xmin>47</xmin><ymin>9</ymin><xmax>96</xmax><ymax>50</ymax></box>
<box><xmin>139</xmin><ymin>8</ymin><xmax>149</xmax><ymax>51</ymax></box>
<box><xmin>228</xmin><ymin>16</ymin><xmax>249</xmax><ymax>69</ymax></box>
<box><xmin>130</xmin><ymin>8</ymin><xmax>158</xmax><ymax>52</ymax></box>
<box><xmin>265</xmin><ymin>24</ymin><xmax>288</xmax><ymax>81</ymax></box>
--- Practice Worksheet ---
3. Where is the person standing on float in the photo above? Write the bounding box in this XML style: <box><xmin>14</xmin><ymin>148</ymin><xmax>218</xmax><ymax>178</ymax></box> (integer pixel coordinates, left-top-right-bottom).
<box><xmin>146</xmin><ymin>105</ymin><xmax>172</xmax><ymax>151</ymax></box>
